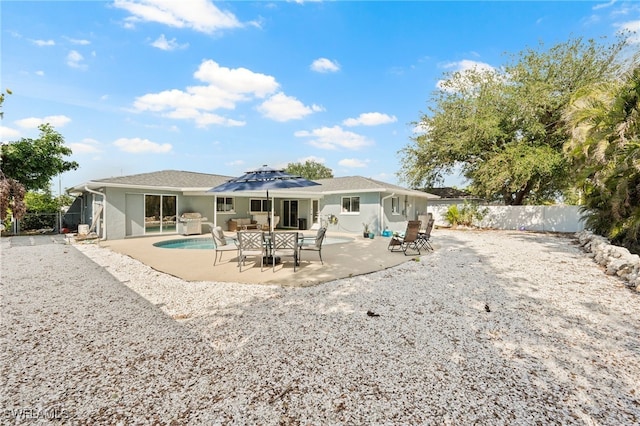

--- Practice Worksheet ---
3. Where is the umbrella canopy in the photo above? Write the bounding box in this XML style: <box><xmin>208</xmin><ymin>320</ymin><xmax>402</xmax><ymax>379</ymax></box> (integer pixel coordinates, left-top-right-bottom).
<box><xmin>208</xmin><ymin>165</ymin><xmax>321</xmax><ymax>231</ymax></box>
<box><xmin>209</xmin><ymin>165</ymin><xmax>321</xmax><ymax>192</ymax></box>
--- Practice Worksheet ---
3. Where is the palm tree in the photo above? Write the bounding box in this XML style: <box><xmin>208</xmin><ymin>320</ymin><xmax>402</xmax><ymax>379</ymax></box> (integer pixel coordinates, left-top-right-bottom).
<box><xmin>565</xmin><ymin>63</ymin><xmax>640</xmax><ymax>251</ymax></box>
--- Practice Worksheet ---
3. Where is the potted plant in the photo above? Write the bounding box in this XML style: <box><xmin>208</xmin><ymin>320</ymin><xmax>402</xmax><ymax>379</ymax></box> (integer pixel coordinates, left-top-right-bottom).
<box><xmin>362</xmin><ymin>223</ymin><xmax>370</xmax><ymax>238</ymax></box>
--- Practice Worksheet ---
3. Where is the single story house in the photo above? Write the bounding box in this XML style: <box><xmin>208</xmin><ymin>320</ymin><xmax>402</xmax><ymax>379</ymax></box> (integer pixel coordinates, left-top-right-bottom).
<box><xmin>66</xmin><ymin>170</ymin><xmax>439</xmax><ymax>240</ymax></box>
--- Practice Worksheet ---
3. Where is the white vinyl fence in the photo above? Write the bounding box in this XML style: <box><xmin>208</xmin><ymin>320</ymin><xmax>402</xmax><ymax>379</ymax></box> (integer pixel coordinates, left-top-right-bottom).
<box><xmin>427</xmin><ymin>204</ymin><xmax>586</xmax><ymax>233</ymax></box>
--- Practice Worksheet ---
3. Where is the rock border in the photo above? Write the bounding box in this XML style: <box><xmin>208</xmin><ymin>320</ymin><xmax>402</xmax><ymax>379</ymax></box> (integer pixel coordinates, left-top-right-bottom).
<box><xmin>576</xmin><ymin>230</ymin><xmax>640</xmax><ymax>292</ymax></box>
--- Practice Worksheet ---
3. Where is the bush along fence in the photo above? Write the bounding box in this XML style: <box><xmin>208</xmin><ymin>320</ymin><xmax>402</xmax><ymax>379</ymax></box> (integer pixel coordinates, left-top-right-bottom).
<box><xmin>2</xmin><ymin>212</ymin><xmax>81</xmax><ymax>235</ymax></box>
<box><xmin>577</xmin><ymin>230</ymin><xmax>640</xmax><ymax>293</ymax></box>
<box><xmin>428</xmin><ymin>204</ymin><xmax>586</xmax><ymax>233</ymax></box>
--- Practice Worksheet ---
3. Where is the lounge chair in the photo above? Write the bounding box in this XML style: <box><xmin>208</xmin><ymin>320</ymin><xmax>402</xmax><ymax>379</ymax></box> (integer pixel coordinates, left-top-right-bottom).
<box><xmin>271</xmin><ymin>231</ymin><xmax>300</xmax><ymax>272</ymax></box>
<box><xmin>388</xmin><ymin>220</ymin><xmax>422</xmax><ymax>255</ymax></box>
<box><xmin>299</xmin><ymin>227</ymin><xmax>327</xmax><ymax>264</ymax></box>
<box><xmin>211</xmin><ymin>226</ymin><xmax>238</xmax><ymax>266</ymax></box>
<box><xmin>417</xmin><ymin>218</ymin><xmax>435</xmax><ymax>251</ymax></box>
<box><xmin>237</xmin><ymin>230</ymin><xmax>266</xmax><ymax>272</ymax></box>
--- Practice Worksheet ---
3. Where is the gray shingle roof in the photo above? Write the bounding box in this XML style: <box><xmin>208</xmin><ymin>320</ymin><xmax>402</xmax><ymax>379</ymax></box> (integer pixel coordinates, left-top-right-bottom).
<box><xmin>77</xmin><ymin>170</ymin><xmax>437</xmax><ymax>198</ymax></box>
<box><xmin>87</xmin><ymin>170</ymin><xmax>233</xmax><ymax>189</ymax></box>
<box><xmin>423</xmin><ymin>187</ymin><xmax>476</xmax><ymax>199</ymax></box>
<box><xmin>307</xmin><ymin>176</ymin><xmax>439</xmax><ymax>198</ymax></box>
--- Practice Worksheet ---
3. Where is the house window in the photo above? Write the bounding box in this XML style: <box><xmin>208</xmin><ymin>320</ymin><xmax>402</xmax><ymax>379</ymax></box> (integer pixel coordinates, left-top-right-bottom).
<box><xmin>341</xmin><ymin>196</ymin><xmax>360</xmax><ymax>213</ymax></box>
<box><xmin>250</xmin><ymin>199</ymin><xmax>272</xmax><ymax>213</ymax></box>
<box><xmin>216</xmin><ymin>197</ymin><xmax>235</xmax><ymax>213</ymax></box>
<box><xmin>391</xmin><ymin>197</ymin><xmax>400</xmax><ymax>215</ymax></box>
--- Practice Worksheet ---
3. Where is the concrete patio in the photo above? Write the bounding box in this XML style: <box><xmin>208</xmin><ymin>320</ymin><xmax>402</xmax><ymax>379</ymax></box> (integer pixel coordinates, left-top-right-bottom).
<box><xmin>94</xmin><ymin>230</ymin><xmax>430</xmax><ymax>286</ymax></box>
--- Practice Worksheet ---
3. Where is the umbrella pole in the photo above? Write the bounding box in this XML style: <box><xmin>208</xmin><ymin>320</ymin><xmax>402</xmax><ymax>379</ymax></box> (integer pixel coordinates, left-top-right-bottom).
<box><xmin>269</xmin><ymin>190</ymin><xmax>274</xmax><ymax>233</ymax></box>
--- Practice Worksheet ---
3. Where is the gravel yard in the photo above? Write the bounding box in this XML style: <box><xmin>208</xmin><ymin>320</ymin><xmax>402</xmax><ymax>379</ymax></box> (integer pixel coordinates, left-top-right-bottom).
<box><xmin>1</xmin><ymin>230</ymin><xmax>639</xmax><ymax>424</ymax></box>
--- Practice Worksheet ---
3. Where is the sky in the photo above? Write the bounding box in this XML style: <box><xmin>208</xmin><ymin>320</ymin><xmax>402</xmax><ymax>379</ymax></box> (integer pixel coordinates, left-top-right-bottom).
<box><xmin>1</xmin><ymin>0</ymin><xmax>639</xmax><ymax>195</ymax></box>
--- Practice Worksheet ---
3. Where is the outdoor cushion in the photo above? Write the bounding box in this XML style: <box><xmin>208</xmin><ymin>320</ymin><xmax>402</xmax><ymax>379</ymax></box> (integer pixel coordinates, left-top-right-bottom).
<box><xmin>212</xmin><ymin>226</ymin><xmax>228</xmax><ymax>246</ymax></box>
<box><xmin>254</xmin><ymin>213</ymin><xmax>269</xmax><ymax>227</ymax></box>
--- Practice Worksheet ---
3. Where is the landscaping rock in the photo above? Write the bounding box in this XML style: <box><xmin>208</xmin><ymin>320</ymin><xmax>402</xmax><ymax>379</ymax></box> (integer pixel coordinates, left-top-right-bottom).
<box><xmin>576</xmin><ymin>230</ymin><xmax>639</xmax><ymax>290</ymax></box>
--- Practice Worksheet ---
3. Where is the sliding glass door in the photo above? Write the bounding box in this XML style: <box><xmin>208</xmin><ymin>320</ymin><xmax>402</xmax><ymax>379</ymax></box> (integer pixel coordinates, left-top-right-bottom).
<box><xmin>145</xmin><ymin>194</ymin><xmax>177</xmax><ymax>234</ymax></box>
<box><xmin>282</xmin><ymin>200</ymin><xmax>298</xmax><ymax>228</ymax></box>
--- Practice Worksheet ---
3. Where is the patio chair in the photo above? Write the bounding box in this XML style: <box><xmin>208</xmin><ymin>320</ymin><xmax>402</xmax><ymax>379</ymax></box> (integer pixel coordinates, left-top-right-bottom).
<box><xmin>211</xmin><ymin>226</ymin><xmax>239</xmax><ymax>266</ymax></box>
<box><xmin>299</xmin><ymin>227</ymin><xmax>327</xmax><ymax>264</ymax></box>
<box><xmin>271</xmin><ymin>231</ymin><xmax>300</xmax><ymax>272</ymax></box>
<box><xmin>388</xmin><ymin>220</ymin><xmax>422</xmax><ymax>255</ymax></box>
<box><xmin>237</xmin><ymin>230</ymin><xmax>266</xmax><ymax>272</ymax></box>
<box><xmin>417</xmin><ymin>218</ymin><xmax>435</xmax><ymax>251</ymax></box>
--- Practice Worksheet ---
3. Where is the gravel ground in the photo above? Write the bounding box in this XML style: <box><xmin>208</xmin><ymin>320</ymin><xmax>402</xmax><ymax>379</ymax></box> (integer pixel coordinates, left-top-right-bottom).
<box><xmin>1</xmin><ymin>230</ymin><xmax>639</xmax><ymax>425</ymax></box>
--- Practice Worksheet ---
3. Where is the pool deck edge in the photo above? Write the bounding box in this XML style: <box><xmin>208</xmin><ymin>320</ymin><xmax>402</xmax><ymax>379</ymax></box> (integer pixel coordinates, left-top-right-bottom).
<box><xmin>90</xmin><ymin>231</ymin><xmax>423</xmax><ymax>286</ymax></box>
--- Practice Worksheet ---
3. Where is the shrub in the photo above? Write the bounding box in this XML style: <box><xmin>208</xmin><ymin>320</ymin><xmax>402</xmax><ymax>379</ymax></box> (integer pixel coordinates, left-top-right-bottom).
<box><xmin>445</xmin><ymin>201</ymin><xmax>488</xmax><ymax>227</ymax></box>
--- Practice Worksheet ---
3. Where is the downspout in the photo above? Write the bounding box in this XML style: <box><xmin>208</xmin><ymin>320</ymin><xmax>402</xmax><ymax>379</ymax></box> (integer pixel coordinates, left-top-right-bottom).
<box><xmin>380</xmin><ymin>193</ymin><xmax>395</xmax><ymax>234</ymax></box>
<box><xmin>85</xmin><ymin>186</ymin><xmax>107</xmax><ymax>240</ymax></box>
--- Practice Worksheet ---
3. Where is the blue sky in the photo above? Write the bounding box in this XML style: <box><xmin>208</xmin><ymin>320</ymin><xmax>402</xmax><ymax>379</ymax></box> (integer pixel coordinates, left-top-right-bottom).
<box><xmin>1</xmin><ymin>1</ymin><xmax>639</xmax><ymax>194</ymax></box>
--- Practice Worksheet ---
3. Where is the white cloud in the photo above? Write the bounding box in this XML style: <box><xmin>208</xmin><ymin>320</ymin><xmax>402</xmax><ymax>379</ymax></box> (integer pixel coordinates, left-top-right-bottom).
<box><xmin>442</xmin><ymin>59</ymin><xmax>495</xmax><ymax>73</ymax></box>
<box><xmin>31</xmin><ymin>39</ymin><xmax>55</xmax><ymax>47</ymax></box>
<box><xmin>257</xmin><ymin>93</ymin><xmax>318</xmax><ymax>121</ymax></box>
<box><xmin>67</xmin><ymin>50</ymin><xmax>87</xmax><ymax>70</ymax></box>
<box><xmin>151</xmin><ymin>34</ymin><xmax>189</xmax><ymax>50</ymax></box>
<box><xmin>611</xmin><ymin>3</ymin><xmax>639</xmax><ymax>17</ymax></box>
<box><xmin>412</xmin><ymin>122</ymin><xmax>430</xmax><ymax>135</ymax></box>
<box><xmin>69</xmin><ymin>138</ymin><xmax>103</xmax><ymax>154</ymax></box>
<box><xmin>113</xmin><ymin>137</ymin><xmax>172</xmax><ymax>153</ymax></box>
<box><xmin>437</xmin><ymin>59</ymin><xmax>496</xmax><ymax>91</ymax></box>
<box><xmin>593</xmin><ymin>0</ymin><xmax>616</xmax><ymax>10</ymax></box>
<box><xmin>338</xmin><ymin>158</ymin><xmax>369</xmax><ymax>168</ymax></box>
<box><xmin>35</xmin><ymin>70</ymin><xmax>45</xmax><ymax>76</ymax></box>
<box><xmin>343</xmin><ymin>112</ymin><xmax>397</xmax><ymax>127</ymax></box>
<box><xmin>0</xmin><ymin>126</ymin><xmax>21</xmax><ymax>141</ymax></box>
<box><xmin>297</xmin><ymin>155</ymin><xmax>326</xmax><ymax>164</ymax></box>
<box><xmin>294</xmin><ymin>126</ymin><xmax>373</xmax><ymax>150</ymax></box>
<box><xmin>134</xmin><ymin>60</ymin><xmax>279</xmax><ymax>127</ymax></box>
<box><xmin>113</xmin><ymin>0</ymin><xmax>243</xmax><ymax>34</ymax></box>
<box><xmin>617</xmin><ymin>20</ymin><xmax>640</xmax><ymax>44</ymax></box>
<box><xmin>194</xmin><ymin>60</ymin><xmax>278</xmax><ymax>97</ymax></box>
<box><xmin>310</xmin><ymin>58</ymin><xmax>340</xmax><ymax>73</ymax></box>
<box><xmin>15</xmin><ymin>115</ymin><xmax>72</xmax><ymax>129</ymax></box>
<box><xmin>135</xmin><ymin>87</ymin><xmax>238</xmax><ymax>113</ymax></box>
<box><xmin>134</xmin><ymin>60</ymin><xmax>322</xmax><ymax>126</ymax></box>
<box><xmin>164</xmin><ymin>108</ymin><xmax>245</xmax><ymax>127</ymax></box>
<box><xmin>64</xmin><ymin>36</ymin><xmax>91</xmax><ymax>45</ymax></box>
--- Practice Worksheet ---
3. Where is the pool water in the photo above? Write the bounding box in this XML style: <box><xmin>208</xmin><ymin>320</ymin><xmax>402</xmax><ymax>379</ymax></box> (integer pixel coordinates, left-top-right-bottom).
<box><xmin>153</xmin><ymin>236</ymin><xmax>354</xmax><ymax>249</ymax></box>
<box><xmin>154</xmin><ymin>238</ymin><xmax>216</xmax><ymax>249</ymax></box>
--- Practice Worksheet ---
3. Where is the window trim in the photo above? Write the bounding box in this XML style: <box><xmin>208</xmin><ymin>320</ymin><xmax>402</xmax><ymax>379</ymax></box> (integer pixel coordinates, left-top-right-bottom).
<box><xmin>216</xmin><ymin>196</ymin><xmax>235</xmax><ymax>214</ymax></box>
<box><xmin>340</xmin><ymin>196</ymin><xmax>360</xmax><ymax>214</ymax></box>
<box><xmin>391</xmin><ymin>196</ymin><xmax>400</xmax><ymax>215</ymax></box>
<box><xmin>249</xmin><ymin>198</ymin><xmax>272</xmax><ymax>213</ymax></box>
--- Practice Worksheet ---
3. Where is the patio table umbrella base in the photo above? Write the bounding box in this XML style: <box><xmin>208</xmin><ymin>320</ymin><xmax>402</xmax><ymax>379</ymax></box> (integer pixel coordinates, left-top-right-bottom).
<box><xmin>263</xmin><ymin>255</ymin><xmax>281</xmax><ymax>265</ymax></box>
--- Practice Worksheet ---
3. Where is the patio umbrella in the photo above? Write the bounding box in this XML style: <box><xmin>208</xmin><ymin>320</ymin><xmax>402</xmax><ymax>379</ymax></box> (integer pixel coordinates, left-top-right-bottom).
<box><xmin>208</xmin><ymin>165</ymin><xmax>321</xmax><ymax>232</ymax></box>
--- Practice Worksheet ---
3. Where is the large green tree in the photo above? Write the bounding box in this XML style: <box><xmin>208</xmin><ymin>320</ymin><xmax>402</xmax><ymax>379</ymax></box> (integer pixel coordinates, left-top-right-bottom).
<box><xmin>285</xmin><ymin>160</ymin><xmax>333</xmax><ymax>180</ymax></box>
<box><xmin>1</xmin><ymin>123</ymin><xmax>79</xmax><ymax>192</ymax></box>
<box><xmin>0</xmin><ymin>88</ymin><xmax>27</xmax><ymax>222</ymax></box>
<box><xmin>399</xmin><ymin>37</ymin><xmax>625</xmax><ymax>205</ymax></box>
<box><xmin>564</xmin><ymin>61</ymin><xmax>640</xmax><ymax>251</ymax></box>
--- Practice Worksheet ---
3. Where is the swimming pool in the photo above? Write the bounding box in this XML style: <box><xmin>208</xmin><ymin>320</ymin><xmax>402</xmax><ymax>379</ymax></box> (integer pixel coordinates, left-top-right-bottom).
<box><xmin>153</xmin><ymin>236</ymin><xmax>354</xmax><ymax>249</ymax></box>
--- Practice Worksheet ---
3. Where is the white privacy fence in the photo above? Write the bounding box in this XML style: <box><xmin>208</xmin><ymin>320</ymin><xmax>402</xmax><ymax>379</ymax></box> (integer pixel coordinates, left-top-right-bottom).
<box><xmin>427</xmin><ymin>204</ymin><xmax>587</xmax><ymax>233</ymax></box>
